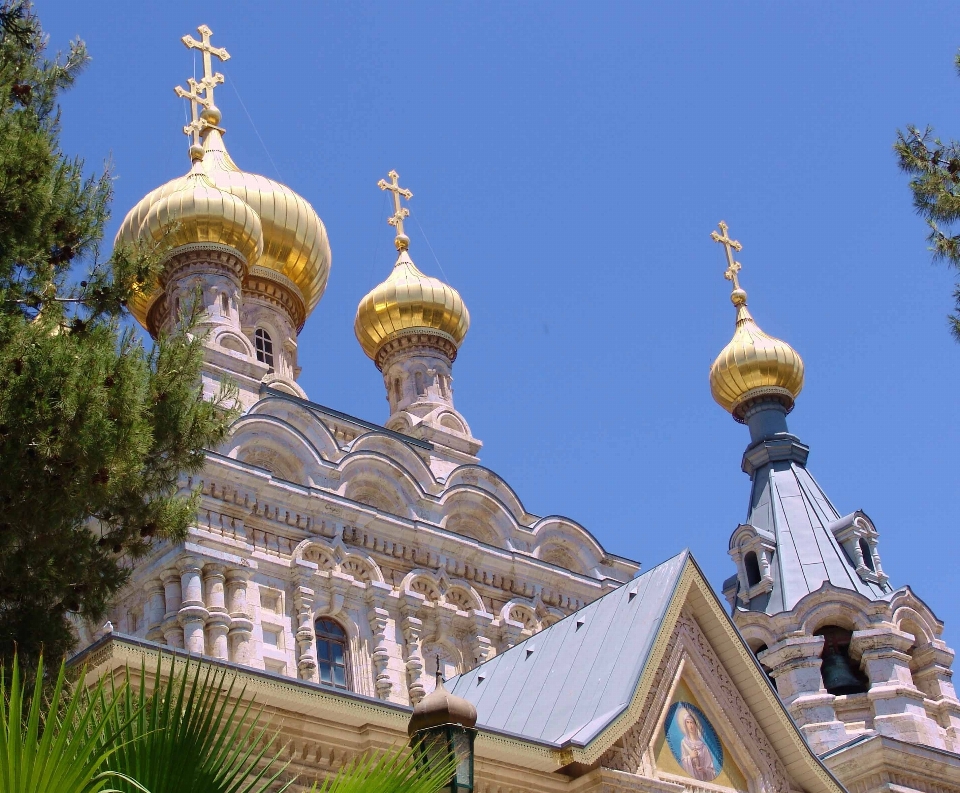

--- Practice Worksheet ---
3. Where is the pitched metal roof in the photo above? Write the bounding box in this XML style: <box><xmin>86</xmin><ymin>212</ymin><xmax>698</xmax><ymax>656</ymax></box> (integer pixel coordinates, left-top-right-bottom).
<box><xmin>741</xmin><ymin>459</ymin><xmax>890</xmax><ymax>615</ymax></box>
<box><xmin>448</xmin><ymin>551</ymin><xmax>687</xmax><ymax>747</ymax></box>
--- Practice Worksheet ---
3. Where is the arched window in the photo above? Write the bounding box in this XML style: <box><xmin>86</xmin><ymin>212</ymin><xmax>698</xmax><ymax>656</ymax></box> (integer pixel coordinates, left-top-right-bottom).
<box><xmin>816</xmin><ymin>626</ymin><xmax>869</xmax><ymax>695</ymax></box>
<box><xmin>315</xmin><ymin>617</ymin><xmax>349</xmax><ymax>690</ymax></box>
<box><xmin>414</xmin><ymin>370</ymin><xmax>424</xmax><ymax>396</ymax></box>
<box><xmin>220</xmin><ymin>292</ymin><xmax>229</xmax><ymax>316</ymax></box>
<box><xmin>744</xmin><ymin>551</ymin><xmax>762</xmax><ymax>587</ymax></box>
<box><xmin>859</xmin><ymin>538</ymin><xmax>874</xmax><ymax>571</ymax></box>
<box><xmin>254</xmin><ymin>328</ymin><xmax>274</xmax><ymax>367</ymax></box>
<box><xmin>393</xmin><ymin>377</ymin><xmax>402</xmax><ymax>404</ymax></box>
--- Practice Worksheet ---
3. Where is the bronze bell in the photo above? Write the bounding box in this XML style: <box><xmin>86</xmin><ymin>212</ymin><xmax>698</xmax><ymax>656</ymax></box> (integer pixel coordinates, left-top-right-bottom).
<box><xmin>821</xmin><ymin>651</ymin><xmax>867</xmax><ymax>695</ymax></box>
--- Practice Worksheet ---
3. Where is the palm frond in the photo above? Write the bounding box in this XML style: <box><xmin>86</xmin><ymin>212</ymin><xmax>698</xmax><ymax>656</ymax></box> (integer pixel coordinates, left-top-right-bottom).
<box><xmin>102</xmin><ymin>653</ymin><xmax>293</xmax><ymax>793</ymax></box>
<box><xmin>311</xmin><ymin>743</ymin><xmax>459</xmax><ymax>793</ymax></box>
<box><xmin>0</xmin><ymin>655</ymin><xmax>134</xmax><ymax>793</ymax></box>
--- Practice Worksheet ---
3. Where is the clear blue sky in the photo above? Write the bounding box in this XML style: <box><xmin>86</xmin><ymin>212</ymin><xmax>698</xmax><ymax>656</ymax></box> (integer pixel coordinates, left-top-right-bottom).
<box><xmin>40</xmin><ymin>1</ymin><xmax>960</xmax><ymax>649</ymax></box>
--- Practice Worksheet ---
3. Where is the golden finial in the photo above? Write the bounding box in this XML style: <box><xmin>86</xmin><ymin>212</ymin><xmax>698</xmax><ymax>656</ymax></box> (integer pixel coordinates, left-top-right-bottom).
<box><xmin>174</xmin><ymin>77</ymin><xmax>208</xmax><ymax>161</ymax></box>
<box><xmin>378</xmin><ymin>170</ymin><xmax>413</xmax><ymax>251</ymax></box>
<box><xmin>711</xmin><ymin>221</ymin><xmax>747</xmax><ymax>305</ymax></box>
<box><xmin>181</xmin><ymin>24</ymin><xmax>230</xmax><ymax>116</ymax></box>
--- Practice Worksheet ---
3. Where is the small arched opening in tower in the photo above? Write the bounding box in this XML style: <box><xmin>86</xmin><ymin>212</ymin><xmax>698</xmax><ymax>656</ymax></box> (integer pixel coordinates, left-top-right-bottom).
<box><xmin>254</xmin><ymin>328</ymin><xmax>274</xmax><ymax>368</ymax></box>
<box><xmin>859</xmin><ymin>538</ymin><xmax>875</xmax><ymax>571</ymax></box>
<box><xmin>744</xmin><ymin>551</ymin><xmax>762</xmax><ymax>587</ymax></box>
<box><xmin>816</xmin><ymin>626</ymin><xmax>869</xmax><ymax>696</ymax></box>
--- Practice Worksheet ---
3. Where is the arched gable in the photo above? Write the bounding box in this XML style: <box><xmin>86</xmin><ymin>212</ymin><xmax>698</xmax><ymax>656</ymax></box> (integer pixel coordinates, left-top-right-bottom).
<box><xmin>444</xmin><ymin>466</ymin><xmax>530</xmax><ymax>524</ymax></box>
<box><xmin>531</xmin><ymin>516</ymin><xmax>607</xmax><ymax>572</ymax></box>
<box><xmin>337</xmin><ymin>452</ymin><xmax>425</xmax><ymax>519</ymax></box>
<box><xmin>245</xmin><ymin>397</ymin><xmax>341</xmax><ymax>460</ymax></box>
<box><xmin>347</xmin><ymin>433</ymin><xmax>439</xmax><ymax>494</ymax></box>
<box><xmin>439</xmin><ymin>488</ymin><xmax>516</xmax><ymax>548</ymax></box>
<box><xmin>224</xmin><ymin>415</ymin><xmax>326</xmax><ymax>485</ymax></box>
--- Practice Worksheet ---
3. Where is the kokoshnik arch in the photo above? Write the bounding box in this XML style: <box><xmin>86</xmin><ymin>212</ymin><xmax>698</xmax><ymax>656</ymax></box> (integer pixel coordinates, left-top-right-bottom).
<box><xmin>71</xmin><ymin>25</ymin><xmax>960</xmax><ymax>793</ymax></box>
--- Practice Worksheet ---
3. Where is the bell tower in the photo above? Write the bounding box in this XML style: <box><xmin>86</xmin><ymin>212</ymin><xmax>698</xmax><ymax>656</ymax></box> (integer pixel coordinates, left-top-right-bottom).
<box><xmin>708</xmin><ymin>222</ymin><xmax>960</xmax><ymax>755</ymax></box>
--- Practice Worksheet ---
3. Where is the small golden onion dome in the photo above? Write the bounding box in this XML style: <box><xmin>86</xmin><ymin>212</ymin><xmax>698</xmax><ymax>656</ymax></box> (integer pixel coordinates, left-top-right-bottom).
<box><xmin>407</xmin><ymin>676</ymin><xmax>477</xmax><ymax>736</ymax></box>
<box><xmin>710</xmin><ymin>291</ymin><xmax>805</xmax><ymax>422</ymax></box>
<box><xmin>354</xmin><ymin>248</ymin><xmax>470</xmax><ymax>365</ymax></box>
<box><xmin>115</xmin><ymin>126</ymin><xmax>331</xmax><ymax>331</ymax></box>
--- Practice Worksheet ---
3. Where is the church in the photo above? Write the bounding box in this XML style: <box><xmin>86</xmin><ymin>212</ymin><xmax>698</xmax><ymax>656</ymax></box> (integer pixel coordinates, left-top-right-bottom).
<box><xmin>72</xmin><ymin>25</ymin><xmax>960</xmax><ymax>793</ymax></box>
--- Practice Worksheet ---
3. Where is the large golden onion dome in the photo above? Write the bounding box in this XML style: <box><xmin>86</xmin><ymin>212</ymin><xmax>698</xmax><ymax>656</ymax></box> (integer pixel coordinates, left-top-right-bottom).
<box><xmin>354</xmin><ymin>246</ymin><xmax>470</xmax><ymax>366</ymax></box>
<box><xmin>133</xmin><ymin>161</ymin><xmax>263</xmax><ymax>296</ymax></box>
<box><xmin>116</xmin><ymin>117</ymin><xmax>331</xmax><ymax>333</ymax></box>
<box><xmin>709</xmin><ymin>221</ymin><xmax>804</xmax><ymax>422</ymax></box>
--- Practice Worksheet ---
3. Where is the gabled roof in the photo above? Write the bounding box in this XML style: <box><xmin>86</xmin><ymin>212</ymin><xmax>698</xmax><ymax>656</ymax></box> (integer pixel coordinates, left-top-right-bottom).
<box><xmin>449</xmin><ymin>550</ymin><xmax>846</xmax><ymax>793</ymax></box>
<box><xmin>741</xmin><ymin>459</ymin><xmax>889</xmax><ymax>615</ymax></box>
<box><xmin>449</xmin><ymin>551</ymin><xmax>687</xmax><ymax>747</ymax></box>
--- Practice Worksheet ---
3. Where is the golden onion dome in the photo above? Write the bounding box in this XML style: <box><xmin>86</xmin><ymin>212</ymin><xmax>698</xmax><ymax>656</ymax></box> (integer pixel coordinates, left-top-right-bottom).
<box><xmin>710</xmin><ymin>293</ymin><xmax>805</xmax><ymax>421</ymax></box>
<box><xmin>115</xmin><ymin>122</ymin><xmax>331</xmax><ymax>332</ymax></box>
<box><xmin>355</xmin><ymin>246</ymin><xmax>470</xmax><ymax>366</ymax></box>
<box><xmin>121</xmin><ymin>162</ymin><xmax>264</xmax><ymax>324</ymax></box>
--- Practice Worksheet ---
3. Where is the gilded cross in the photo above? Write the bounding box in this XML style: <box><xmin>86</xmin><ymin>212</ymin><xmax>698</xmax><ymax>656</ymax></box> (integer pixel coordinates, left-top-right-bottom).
<box><xmin>378</xmin><ymin>170</ymin><xmax>413</xmax><ymax>238</ymax></box>
<box><xmin>182</xmin><ymin>24</ymin><xmax>230</xmax><ymax>109</ymax></box>
<box><xmin>174</xmin><ymin>77</ymin><xmax>207</xmax><ymax>154</ymax></box>
<box><xmin>711</xmin><ymin>221</ymin><xmax>744</xmax><ymax>291</ymax></box>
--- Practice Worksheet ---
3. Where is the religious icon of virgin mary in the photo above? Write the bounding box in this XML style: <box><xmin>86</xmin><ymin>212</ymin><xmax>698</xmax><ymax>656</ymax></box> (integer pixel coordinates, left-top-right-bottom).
<box><xmin>664</xmin><ymin>701</ymin><xmax>723</xmax><ymax>782</ymax></box>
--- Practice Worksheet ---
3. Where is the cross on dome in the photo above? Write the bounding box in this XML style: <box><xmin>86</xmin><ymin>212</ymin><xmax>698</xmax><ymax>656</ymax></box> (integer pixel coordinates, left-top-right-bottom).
<box><xmin>174</xmin><ymin>77</ymin><xmax>208</xmax><ymax>160</ymax></box>
<box><xmin>711</xmin><ymin>220</ymin><xmax>747</xmax><ymax>305</ymax></box>
<box><xmin>174</xmin><ymin>25</ymin><xmax>229</xmax><ymax>161</ymax></box>
<box><xmin>378</xmin><ymin>170</ymin><xmax>413</xmax><ymax>250</ymax></box>
<box><xmin>182</xmin><ymin>24</ymin><xmax>230</xmax><ymax>109</ymax></box>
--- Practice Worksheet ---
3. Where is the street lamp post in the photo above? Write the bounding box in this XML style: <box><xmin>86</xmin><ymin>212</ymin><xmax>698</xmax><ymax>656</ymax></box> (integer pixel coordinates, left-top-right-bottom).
<box><xmin>408</xmin><ymin>668</ymin><xmax>478</xmax><ymax>792</ymax></box>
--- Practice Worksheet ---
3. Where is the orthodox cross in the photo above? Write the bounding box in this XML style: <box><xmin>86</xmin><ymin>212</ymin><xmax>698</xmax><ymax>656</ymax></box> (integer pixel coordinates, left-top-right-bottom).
<box><xmin>711</xmin><ymin>221</ymin><xmax>744</xmax><ymax>291</ymax></box>
<box><xmin>174</xmin><ymin>77</ymin><xmax>207</xmax><ymax>153</ymax></box>
<box><xmin>378</xmin><ymin>170</ymin><xmax>413</xmax><ymax>238</ymax></box>
<box><xmin>182</xmin><ymin>24</ymin><xmax>230</xmax><ymax>109</ymax></box>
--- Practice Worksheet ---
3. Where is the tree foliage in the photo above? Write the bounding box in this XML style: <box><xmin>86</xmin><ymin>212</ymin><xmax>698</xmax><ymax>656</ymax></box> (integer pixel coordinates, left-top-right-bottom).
<box><xmin>895</xmin><ymin>49</ymin><xmax>960</xmax><ymax>342</ymax></box>
<box><xmin>0</xmin><ymin>0</ymin><xmax>237</xmax><ymax>665</ymax></box>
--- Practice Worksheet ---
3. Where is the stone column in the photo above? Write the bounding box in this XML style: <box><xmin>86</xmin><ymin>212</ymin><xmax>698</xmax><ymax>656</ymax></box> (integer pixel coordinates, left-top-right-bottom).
<box><xmin>203</xmin><ymin>563</ymin><xmax>230</xmax><ymax>660</ymax></box>
<box><xmin>852</xmin><ymin>627</ymin><xmax>943</xmax><ymax>748</ymax></box>
<box><xmin>161</xmin><ymin>568</ymin><xmax>185</xmax><ymax>648</ymax></box>
<box><xmin>400</xmin><ymin>591</ymin><xmax>426</xmax><ymax>704</ymax></box>
<box><xmin>294</xmin><ymin>583</ymin><xmax>319</xmax><ymax>682</ymax></box>
<box><xmin>143</xmin><ymin>578</ymin><xmax>166</xmax><ymax>643</ymax></box>
<box><xmin>226</xmin><ymin>568</ymin><xmax>254</xmax><ymax>664</ymax></box>
<box><xmin>759</xmin><ymin>636</ymin><xmax>849</xmax><ymax>754</ymax></box>
<box><xmin>178</xmin><ymin>556</ymin><xmax>209</xmax><ymax>655</ymax></box>
<box><xmin>366</xmin><ymin>582</ymin><xmax>394</xmax><ymax>700</ymax></box>
<box><xmin>911</xmin><ymin>641</ymin><xmax>960</xmax><ymax>750</ymax></box>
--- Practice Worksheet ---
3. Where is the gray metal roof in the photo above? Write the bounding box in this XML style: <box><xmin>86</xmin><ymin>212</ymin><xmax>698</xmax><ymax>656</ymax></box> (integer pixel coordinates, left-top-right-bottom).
<box><xmin>448</xmin><ymin>551</ymin><xmax>687</xmax><ymax>747</ymax></box>
<box><xmin>741</xmin><ymin>460</ymin><xmax>889</xmax><ymax>615</ymax></box>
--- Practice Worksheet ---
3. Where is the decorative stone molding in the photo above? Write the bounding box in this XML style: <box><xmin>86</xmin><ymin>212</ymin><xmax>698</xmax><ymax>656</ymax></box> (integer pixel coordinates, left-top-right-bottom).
<box><xmin>400</xmin><ymin>591</ymin><xmax>426</xmax><ymax>704</ymax></box>
<box><xmin>365</xmin><ymin>581</ymin><xmax>394</xmax><ymax>700</ymax></box>
<box><xmin>293</xmin><ymin>582</ymin><xmax>318</xmax><ymax>682</ymax></box>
